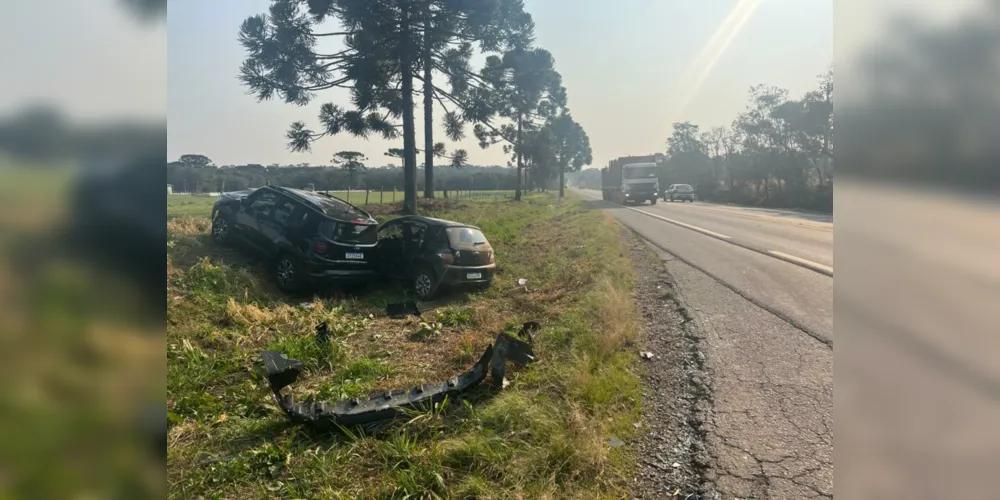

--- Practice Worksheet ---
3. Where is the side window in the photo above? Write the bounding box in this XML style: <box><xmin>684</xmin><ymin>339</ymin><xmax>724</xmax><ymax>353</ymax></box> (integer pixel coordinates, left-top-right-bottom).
<box><xmin>271</xmin><ymin>197</ymin><xmax>300</xmax><ymax>226</ymax></box>
<box><xmin>379</xmin><ymin>222</ymin><xmax>404</xmax><ymax>241</ymax></box>
<box><xmin>249</xmin><ymin>190</ymin><xmax>279</xmax><ymax>219</ymax></box>
<box><xmin>404</xmin><ymin>222</ymin><xmax>427</xmax><ymax>243</ymax></box>
<box><xmin>428</xmin><ymin>227</ymin><xmax>449</xmax><ymax>248</ymax></box>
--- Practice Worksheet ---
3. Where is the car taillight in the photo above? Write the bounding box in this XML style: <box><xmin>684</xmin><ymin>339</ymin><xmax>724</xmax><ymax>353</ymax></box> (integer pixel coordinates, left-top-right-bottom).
<box><xmin>314</xmin><ymin>241</ymin><xmax>328</xmax><ymax>253</ymax></box>
<box><xmin>488</xmin><ymin>251</ymin><xmax>495</xmax><ymax>264</ymax></box>
<box><xmin>438</xmin><ymin>251</ymin><xmax>455</xmax><ymax>264</ymax></box>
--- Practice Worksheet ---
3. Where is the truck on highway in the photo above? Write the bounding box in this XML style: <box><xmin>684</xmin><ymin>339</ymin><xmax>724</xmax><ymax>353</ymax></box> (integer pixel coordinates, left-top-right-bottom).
<box><xmin>601</xmin><ymin>155</ymin><xmax>661</xmax><ymax>205</ymax></box>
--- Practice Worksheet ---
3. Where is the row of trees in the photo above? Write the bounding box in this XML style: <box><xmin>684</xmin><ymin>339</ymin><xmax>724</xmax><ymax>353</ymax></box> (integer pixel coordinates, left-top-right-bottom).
<box><xmin>238</xmin><ymin>0</ymin><xmax>591</xmax><ymax>214</ymax></box>
<box><xmin>166</xmin><ymin>158</ymin><xmax>525</xmax><ymax>193</ymax></box>
<box><xmin>572</xmin><ymin>70</ymin><xmax>833</xmax><ymax>211</ymax></box>
<box><xmin>664</xmin><ymin>70</ymin><xmax>832</xmax><ymax>211</ymax></box>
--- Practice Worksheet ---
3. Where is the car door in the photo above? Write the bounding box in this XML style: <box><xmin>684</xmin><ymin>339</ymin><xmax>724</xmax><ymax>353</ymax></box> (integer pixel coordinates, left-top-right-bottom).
<box><xmin>401</xmin><ymin>221</ymin><xmax>429</xmax><ymax>274</ymax></box>
<box><xmin>257</xmin><ymin>195</ymin><xmax>302</xmax><ymax>259</ymax></box>
<box><xmin>236</xmin><ymin>189</ymin><xmax>279</xmax><ymax>255</ymax></box>
<box><xmin>375</xmin><ymin>220</ymin><xmax>406</xmax><ymax>278</ymax></box>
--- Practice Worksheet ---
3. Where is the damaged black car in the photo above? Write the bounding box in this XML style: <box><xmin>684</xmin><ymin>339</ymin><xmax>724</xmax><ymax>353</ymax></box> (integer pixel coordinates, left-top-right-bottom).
<box><xmin>374</xmin><ymin>216</ymin><xmax>497</xmax><ymax>300</ymax></box>
<box><xmin>210</xmin><ymin>186</ymin><xmax>379</xmax><ymax>292</ymax></box>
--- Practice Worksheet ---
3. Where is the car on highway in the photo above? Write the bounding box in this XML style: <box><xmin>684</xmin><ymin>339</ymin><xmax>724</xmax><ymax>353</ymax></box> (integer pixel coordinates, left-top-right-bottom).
<box><xmin>210</xmin><ymin>186</ymin><xmax>380</xmax><ymax>292</ymax></box>
<box><xmin>374</xmin><ymin>215</ymin><xmax>496</xmax><ymax>299</ymax></box>
<box><xmin>665</xmin><ymin>184</ymin><xmax>696</xmax><ymax>202</ymax></box>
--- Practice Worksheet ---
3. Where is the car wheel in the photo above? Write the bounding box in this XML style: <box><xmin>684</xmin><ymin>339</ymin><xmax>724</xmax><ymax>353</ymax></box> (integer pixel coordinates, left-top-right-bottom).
<box><xmin>275</xmin><ymin>253</ymin><xmax>302</xmax><ymax>292</ymax></box>
<box><xmin>650</xmin><ymin>198</ymin><xmax>657</xmax><ymax>205</ymax></box>
<box><xmin>211</xmin><ymin>214</ymin><xmax>232</xmax><ymax>245</ymax></box>
<box><xmin>413</xmin><ymin>266</ymin><xmax>438</xmax><ymax>300</ymax></box>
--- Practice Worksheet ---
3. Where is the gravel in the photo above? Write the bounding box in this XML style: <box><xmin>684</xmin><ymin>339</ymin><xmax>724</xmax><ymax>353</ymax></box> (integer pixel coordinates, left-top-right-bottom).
<box><xmin>622</xmin><ymin>229</ymin><xmax>718</xmax><ymax>500</ymax></box>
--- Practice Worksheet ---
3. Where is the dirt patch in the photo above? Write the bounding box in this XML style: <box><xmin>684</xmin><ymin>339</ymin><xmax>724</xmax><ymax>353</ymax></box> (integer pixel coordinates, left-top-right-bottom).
<box><xmin>622</xmin><ymin>228</ymin><xmax>717</xmax><ymax>499</ymax></box>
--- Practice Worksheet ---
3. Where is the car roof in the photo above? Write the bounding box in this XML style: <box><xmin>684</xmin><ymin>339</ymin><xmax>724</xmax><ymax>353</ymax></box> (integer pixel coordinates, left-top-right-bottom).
<box><xmin>384</xmin><ymin>215</ymin><xmax>480</xmax><ymax>230</ymax></box>
<box><xmin>268</xmin><ymin>186</ymin><xmax>373</xmax><ymax>221</ymax></box>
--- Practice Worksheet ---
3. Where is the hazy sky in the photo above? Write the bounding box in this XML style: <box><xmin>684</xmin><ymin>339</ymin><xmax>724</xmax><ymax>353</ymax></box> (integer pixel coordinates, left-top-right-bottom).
<box><xmin>166</xmin><ymin>0</ymin><xmax>832</xmax><ymax>169</ymax></box>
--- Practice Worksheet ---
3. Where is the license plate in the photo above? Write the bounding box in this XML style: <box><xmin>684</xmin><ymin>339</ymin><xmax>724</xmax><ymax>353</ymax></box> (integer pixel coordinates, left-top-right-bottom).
<box><xmin>345</xmin><ymin>252</ymin><xmax>364</xmax><ymax>260</ymax></box>
<box><xmin>466</xmin><ymin>272</ymin><xmax>482</xmax><ymax>280</ymax></box>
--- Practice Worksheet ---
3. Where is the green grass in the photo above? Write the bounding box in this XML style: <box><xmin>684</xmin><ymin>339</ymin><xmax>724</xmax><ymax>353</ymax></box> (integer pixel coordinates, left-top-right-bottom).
<box><xmin>167</xmin><ymin>193</ymin><xmax>643</xmax><ymax>499</ymax></box>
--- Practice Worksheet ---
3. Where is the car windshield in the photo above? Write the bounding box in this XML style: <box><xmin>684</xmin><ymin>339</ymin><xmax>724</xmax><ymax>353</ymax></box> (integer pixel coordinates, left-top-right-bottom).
<box><xmin>675</xmin><ymin>184</ymin><xmax>693</xmax><ymax>192</ymax></box>
<box><xmin>446</xmin><ymin>227</ymin><xmax>488</xmax><ymax>248</ymax></box>
<box><xmin>624</xmin><ymin>165</ymin><xmax>658</xmax><ymax>179</ymax></box>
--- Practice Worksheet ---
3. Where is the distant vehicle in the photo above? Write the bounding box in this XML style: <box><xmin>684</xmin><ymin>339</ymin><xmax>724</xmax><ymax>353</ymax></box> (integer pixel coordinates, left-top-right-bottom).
<box><xmin>665</xmin><ymin>184</ymin><xmax>696</xmax><ymax>202</ymax></box>
<box><xmin>601</xmin><ymin>155</ymin><xmax>660</xmax><ymax>205</ymax></box>
<box><xmin>210</xmin><ymin>185</ymin><xmax>379</xmax><ymax>292</ymax></box>
<box><xmin>374</xmin><ymin>216</ymin><xmax>496</xmax><ymax>299</ymax></box>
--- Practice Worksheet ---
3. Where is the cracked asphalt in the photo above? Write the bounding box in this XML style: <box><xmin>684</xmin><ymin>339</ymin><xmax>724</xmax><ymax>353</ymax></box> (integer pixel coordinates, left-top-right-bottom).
<box><xmin>593</xmin><ymin>196</ymin><xmax>833</xmax><ymax>499</ymax></box>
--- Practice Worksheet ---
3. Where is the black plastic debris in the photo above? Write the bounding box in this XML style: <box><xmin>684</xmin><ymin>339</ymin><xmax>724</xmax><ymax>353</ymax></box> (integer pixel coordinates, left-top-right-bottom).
<box><xmin>261</xmin><ymin>351</ymin><xmax>305</xmax><ymax>392</ymax></box>
<box><xmin>315</xmin><ymin>321</ymin><xmax>330</xmax><ymax>345</ymax></box>
<box><xmin>386</xmin><ymin>301</ymin><xmax>421</xmax><ymax>319</ymax></box>
<box><xmin>260</xmin><ymin>321</ymin><xmax>541</xmax><ymax>429</ymax></box>
<box><xmin>490</xmin><ymin>333</ymin><xmax>535</xmax><ymax>389</ymax></box>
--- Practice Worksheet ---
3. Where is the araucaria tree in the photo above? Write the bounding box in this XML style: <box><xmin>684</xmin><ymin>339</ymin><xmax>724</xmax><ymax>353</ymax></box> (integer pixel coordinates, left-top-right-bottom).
<box><xmin>473</xmin><ymin>47</ymin><xmax>567</xmax><ymax>201</ymax></box>
<box><xmin>237</xmin><ymin>0</ymin><xmax>533</xmax><ymax>214</ymax></box>
<box><xmin>547</xmin><ymin>113</ymin><xmax>592</xmax><ymax>198</ymax></box>
<box><xmin>331</xmin><ymin>150</ymin><xmax>367</xmax><ymax>187</ymax></box>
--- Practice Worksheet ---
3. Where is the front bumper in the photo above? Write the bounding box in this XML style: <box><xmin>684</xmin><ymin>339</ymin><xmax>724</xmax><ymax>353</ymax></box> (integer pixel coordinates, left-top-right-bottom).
<box><xmin>624</xmin><ymin>192</ymin><xmax>657</xmax><ymax>201</ymax></box>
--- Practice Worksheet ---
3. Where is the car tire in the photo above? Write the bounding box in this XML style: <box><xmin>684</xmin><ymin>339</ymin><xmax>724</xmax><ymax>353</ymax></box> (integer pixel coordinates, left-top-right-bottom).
<box><xmin>413</xmin><ymin>266</ymin><xmax>438</xmax><ymax>300</ymax></box>
<box><xmin>275</xmin><ymin>253</ymin><xmax>303</xmax><ymax>293</ymax></box>
<box><xmin>211</xmin><ymin>213</ymin><xmax>233</xmax><ymax>245</ymax></box>
<box><xmin>650</xmin><ymin>198</ymin><xmax>657</xmax><ymax>205</ymax></box>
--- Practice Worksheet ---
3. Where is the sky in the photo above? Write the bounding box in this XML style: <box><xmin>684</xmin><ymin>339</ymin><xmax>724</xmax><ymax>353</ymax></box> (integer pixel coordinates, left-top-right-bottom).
<box><xmin>164</xmin><ymin>0</ymin><xmax>834</xmax><ymax>169</ymax></box>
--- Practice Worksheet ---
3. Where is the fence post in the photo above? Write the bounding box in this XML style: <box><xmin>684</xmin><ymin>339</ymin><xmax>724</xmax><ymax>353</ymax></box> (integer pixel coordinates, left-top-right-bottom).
<box><xmin>365</xmin><ymin>189</ymin><xmax>370</xmax><ymax>204</ymax></box>
<box><xmin>380</xmin><ymin>186</ymin><xmax>384</xmax><ymax>204</ymax></box>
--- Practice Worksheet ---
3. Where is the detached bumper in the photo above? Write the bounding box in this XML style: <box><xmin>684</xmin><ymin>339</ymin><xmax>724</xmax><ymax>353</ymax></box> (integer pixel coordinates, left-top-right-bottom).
<box><xmin>259</xmin><ymin>322</ymin><xmax>539</xmax><ymax>430</ymax></box>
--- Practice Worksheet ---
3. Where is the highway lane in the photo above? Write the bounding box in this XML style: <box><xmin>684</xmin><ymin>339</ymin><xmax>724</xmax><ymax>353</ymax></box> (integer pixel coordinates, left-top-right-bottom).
<box><xmin>587</xmin><ymin>198</ymin><xmax>833</xmax><ymax>341</ymax></box>
<box><xmin>576</xmin><ymin>188</ymin><xmax>833</xmax><ymax>270</ymax></box>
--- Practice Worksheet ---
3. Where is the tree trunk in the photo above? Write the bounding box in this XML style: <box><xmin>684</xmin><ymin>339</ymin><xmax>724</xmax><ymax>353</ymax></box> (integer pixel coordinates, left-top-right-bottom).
<box><xmin>400</xmin><ymin>5</ymin><xmax>418</xmax><ymax>215</ymax></box>
<box><xmin>514</xmin><ymin>116</ymin><xmax>523</xmax><ymax>201</ymax></box>
<box><xmin>422</xmin><ymin>17</ymin><xmax>435</xmax><ymax>199</ymax></box>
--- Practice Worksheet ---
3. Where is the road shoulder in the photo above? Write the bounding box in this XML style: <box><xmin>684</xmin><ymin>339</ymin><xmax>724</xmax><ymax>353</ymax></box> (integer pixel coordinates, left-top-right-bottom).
<box><xmin>623</xmin><ymin>227</ymin><xmax>716</xmax><ymax>499</ymax></box>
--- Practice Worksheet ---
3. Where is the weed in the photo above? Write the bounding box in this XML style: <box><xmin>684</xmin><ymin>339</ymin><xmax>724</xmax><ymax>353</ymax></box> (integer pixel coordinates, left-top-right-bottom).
<box><xmin>410</xmin><ymin>321</ymin><xmax>444</xmax><ymax>340</ymax></box>
<box><xmin>435</xmin><ymin>306</ymin><xmax>474</xmax><ymax>327</ymax></box>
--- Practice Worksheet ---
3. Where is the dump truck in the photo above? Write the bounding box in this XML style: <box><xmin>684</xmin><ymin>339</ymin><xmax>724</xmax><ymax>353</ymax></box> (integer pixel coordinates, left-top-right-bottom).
<box><xmin>601</xmin><ymin>155</ymin><xmax>661</xmax><ymax>205</ymax></box>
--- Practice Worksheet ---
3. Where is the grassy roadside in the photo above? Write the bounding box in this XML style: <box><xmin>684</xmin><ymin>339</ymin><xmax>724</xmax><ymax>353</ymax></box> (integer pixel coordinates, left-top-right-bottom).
<box><xmin>167</xmin><ymin>193</ymin><xmax>643</xmax><ymax>499</ymax></box>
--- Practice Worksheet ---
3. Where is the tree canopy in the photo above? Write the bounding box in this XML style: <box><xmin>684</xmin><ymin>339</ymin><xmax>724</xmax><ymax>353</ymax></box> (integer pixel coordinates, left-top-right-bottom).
<box><xmin>238</xmin><ymin>0</ymin><xmax>536</xmax><ymax>213</ymax></box>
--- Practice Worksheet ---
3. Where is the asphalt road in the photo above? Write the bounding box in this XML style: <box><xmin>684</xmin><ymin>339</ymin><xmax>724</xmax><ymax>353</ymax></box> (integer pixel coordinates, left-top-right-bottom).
<box><xmin>576</xmin><ymin>188</ymin><xmax>833</xmax><ymax>342</ymax></box>
<box><xmin>574</xmin><ymin>188</ymin><xmax>834</xmax><ymax>498</ymax></box>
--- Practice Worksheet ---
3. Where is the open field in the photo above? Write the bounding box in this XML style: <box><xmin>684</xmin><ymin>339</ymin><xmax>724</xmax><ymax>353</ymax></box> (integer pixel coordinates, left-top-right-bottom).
<box><xmin>168</xmin><ymin>190</ymin><xmax>517</xmax><ymax>218</ymax></box>
<box><xmin>167</xmin><ymin>193</ymin><xmax>645</xmax><ymax>498</ymax></box>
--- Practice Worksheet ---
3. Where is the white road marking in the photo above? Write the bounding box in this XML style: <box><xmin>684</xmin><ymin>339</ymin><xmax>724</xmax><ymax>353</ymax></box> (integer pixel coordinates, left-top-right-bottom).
<box><xmin>767</xmin><ymin>251</ymin><xmax>833</xmax><ymax>275</ymax></box>
<box><xmin>631</xmin><ymin>208</ymin><xmax>732</xmax><ymax>240</ymax></box>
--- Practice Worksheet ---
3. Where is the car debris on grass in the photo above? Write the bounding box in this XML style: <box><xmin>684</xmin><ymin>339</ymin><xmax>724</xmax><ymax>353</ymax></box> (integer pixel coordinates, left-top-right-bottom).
<box><xmin>259</xmin><ymin>321</ymin><xmax>540</xmax><ymax>430</ymax></box>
